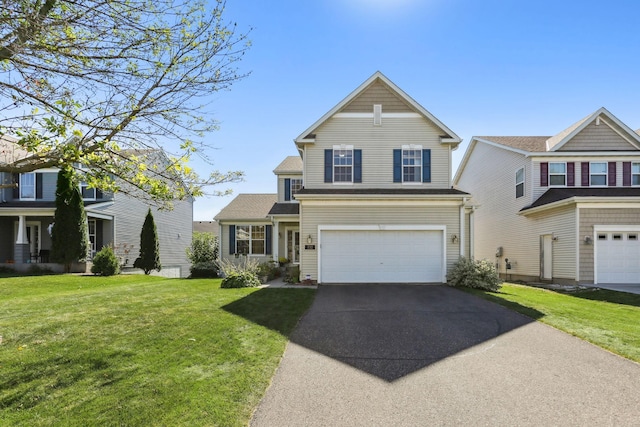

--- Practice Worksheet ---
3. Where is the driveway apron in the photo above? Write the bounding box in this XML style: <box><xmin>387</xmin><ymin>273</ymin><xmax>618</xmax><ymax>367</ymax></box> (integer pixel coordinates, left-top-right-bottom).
<box><xmin>251</xmin><ymin>284</ymin><xmax>640</xmax><ymax>426</ymax></box>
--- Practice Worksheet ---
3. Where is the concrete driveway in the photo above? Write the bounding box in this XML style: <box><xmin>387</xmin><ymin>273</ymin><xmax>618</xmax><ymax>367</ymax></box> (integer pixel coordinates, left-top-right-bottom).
<box><xmin>251</xmin><ymin>284</ymin><xmax>640</xmax><ymax>426</ymax></box>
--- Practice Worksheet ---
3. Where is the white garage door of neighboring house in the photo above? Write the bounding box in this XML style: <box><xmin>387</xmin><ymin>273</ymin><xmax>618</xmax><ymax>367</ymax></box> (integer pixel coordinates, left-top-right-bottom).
<box><xmin>596</xmin><ymin>231</ymin><xmax>640</xmax><ymax>284</ymax></box>
<box><xmin>319</xmin><ymin>228</ymin><xmax>444</xmax><ymax>283</ymax></box>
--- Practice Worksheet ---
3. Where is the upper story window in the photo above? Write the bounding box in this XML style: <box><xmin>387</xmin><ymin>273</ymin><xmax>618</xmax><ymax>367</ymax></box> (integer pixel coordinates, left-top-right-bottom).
<box><xmin>632</xmin><ymin>163</ymin><xmax>640</xmax><ymax>186</ymax></box>
<box><xmin>20</xmin><ymin>173</ymin><xmax>36</xmax><ymax>200</ymax></box>
<box><xmin>81</xmin><ymin>182</ymin><xmax>96</xmax><ymax>200</ymax></box>
<box><xmin>590</xmin><ymin>162</ymin><xmax>607</xmax><ymax>186</ymax></box>
<box><xmin>402</xmin><ymin>148</ymin><xmax>422</xmax><ymax>183</ymax></box>
<box><xmin>290</xmin><ymin>178</ymin><xmax>303</xmax><ymax>197</ymax></box>
<box><xmin>515</xmin><ymin>167</ymin><xmax>524</xmax><ymax>198</ymax></box>
<box><xmin>548</xmin><ymin>162</ymin><xmax>566</xmax><ymax>186</ymax></box>
<box><xmin>236</xmin><ymin>225</ymin><xmax>265</xmax><ymax>255</ymax></box>
<box><xmin>333</xmin><ymin>148</ymin><xmax>353</xmax><ymax>182</ymax></box>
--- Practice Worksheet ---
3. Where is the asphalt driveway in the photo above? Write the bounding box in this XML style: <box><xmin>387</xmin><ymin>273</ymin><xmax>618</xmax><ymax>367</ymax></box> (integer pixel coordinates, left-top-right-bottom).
<box><xmin>251</xmin><ymin>284</ymin><xmax>640</xmax><ymax>426</ymax></box>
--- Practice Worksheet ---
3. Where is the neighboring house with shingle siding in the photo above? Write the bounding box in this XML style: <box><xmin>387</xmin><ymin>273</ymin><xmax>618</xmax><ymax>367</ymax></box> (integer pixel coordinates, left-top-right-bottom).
<box><xmin>454</xmin><ymin>107</ymin><xmax>640</xmax><ymax>285</ymax></box>
<box><xmin>214</xmin><ymin>72</ymin><xmax>472</xmax><ymax>283</ymax></box>
<box><xmin>0</xmin><ymin>141</ymin><xmax>193</xmax><ymax>277</ymax></box>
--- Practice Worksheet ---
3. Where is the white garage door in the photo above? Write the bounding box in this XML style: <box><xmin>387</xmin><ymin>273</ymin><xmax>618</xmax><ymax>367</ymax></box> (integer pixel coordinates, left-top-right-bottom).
<box><xmin>596</xmin><ymin>231</ymin><xmax>640</xmax><ymax>284</ymax></box>
<box><xmin>319</xmin><ymin>229</ymin><xmax>444</xmax><ymax>283</ymax></box>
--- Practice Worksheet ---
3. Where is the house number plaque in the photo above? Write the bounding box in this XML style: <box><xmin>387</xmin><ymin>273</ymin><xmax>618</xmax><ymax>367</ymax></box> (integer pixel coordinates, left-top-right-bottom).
<box><xmin>304</xmin><ymin>244</ymin><xmax>316</xmax><ymax>250</ymax></box>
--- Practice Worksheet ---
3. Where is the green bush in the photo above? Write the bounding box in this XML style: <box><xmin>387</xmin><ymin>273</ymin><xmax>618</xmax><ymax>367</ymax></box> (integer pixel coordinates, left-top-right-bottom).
<box><xmin>447</xmin><ymin>257</ymin><xmax>501</xmax><ymax>292</ymax></box>
<box><xmin>190</xmin><ymin>261</ymin><xmax>219</xmax><ymax>278</ymax></box>
<box><xmin>91</xmin><ymin>246</ymin><xmax>121</xmax><ymax>276</ymax></box>
<box><xmin>284</xmin><ymin>265</ymin><xmax>300</xmax><ymax>284</ymax></box>
<box><xmin>186</xmin><ymin>232</ymin><xmax>218</xmax><ymax>265</ymax></box>
<box><xmin>221</xmin><ymin>271</ymin><xmax>261</xmax><ymax>288</ymax></box>
<box><xmin>257</xmin><ymin>262</ymin><xmax>280</xmax><ymax>281</ymax></box>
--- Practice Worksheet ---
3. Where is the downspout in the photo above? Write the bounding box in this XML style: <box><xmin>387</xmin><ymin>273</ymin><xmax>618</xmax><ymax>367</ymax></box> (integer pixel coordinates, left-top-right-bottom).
<box><xmin>459</xmin><ymin>198</ymin><xmax>467</xmax><ymax>258</ymax></box>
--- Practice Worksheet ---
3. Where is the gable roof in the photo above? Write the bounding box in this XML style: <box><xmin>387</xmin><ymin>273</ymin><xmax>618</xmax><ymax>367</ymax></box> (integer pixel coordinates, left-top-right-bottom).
<box><xmin>214</xmin><ymin>194</ymin><xmax>277</xmax><ymax>221</ymax></box>
<box><xmin>273</xmin><ymin>156</ymin><xmax>302</xmax><ymax>174</ymax></box>
<box><xmin>546</xmin><ymin>107</ymin><xmax>640</xmax><ymax>151</ymax></box>
<box><xmin>294</xmin><ymin>71</ymin><xmax>461</xmax><ymax>147</ymax></box>
<box><xmin>476</xmin><ymin>136</ymin><xmax>550</xmax><ymax>152</ymax></box>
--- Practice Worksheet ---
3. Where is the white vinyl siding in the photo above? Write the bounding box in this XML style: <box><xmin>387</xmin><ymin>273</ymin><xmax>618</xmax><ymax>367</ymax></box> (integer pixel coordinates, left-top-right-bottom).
<box><xmin>557</xmin><ymin>120</ymin><xmax>639</xmax><ymax>151</ymax></box>
<box><xmin>304</xmin><ymin>117</ymin><xmax>450</xmax><ymax>188</ymax></box>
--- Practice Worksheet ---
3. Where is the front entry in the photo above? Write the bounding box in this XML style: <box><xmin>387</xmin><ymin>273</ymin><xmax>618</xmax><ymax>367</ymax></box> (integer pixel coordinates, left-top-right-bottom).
<box><xmin>286</xmin><ymin>229</ymin><xmax>300</xmax><ymax>264</ymax></box>
<box><xmin>540</xmin><ymin>234</ymin><xmax>553</xmax><ymax>280</ymax></box>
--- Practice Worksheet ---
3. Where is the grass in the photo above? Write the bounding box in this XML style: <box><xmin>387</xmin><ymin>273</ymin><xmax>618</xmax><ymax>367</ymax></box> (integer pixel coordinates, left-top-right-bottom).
<box><xmin>466</xmin><ymin>283</ymin><xmax>640</xmax><ymax>363</ymax></box>
<box><xmin>0</xmin><ymin>274</ymin><xmax>316</xmax><ymax>426</ymax></box>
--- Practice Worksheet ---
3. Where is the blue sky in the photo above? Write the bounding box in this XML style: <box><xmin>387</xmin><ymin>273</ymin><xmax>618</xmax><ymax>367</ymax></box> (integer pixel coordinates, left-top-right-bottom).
<box><xmin>192</xmin><ymin>0</ymin><xmax>640</xmax><ymax>220</ymax></box>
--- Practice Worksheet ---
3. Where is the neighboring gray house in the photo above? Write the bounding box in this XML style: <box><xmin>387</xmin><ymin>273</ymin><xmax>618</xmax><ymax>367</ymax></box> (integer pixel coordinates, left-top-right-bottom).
<box><xmin>215</xmin><ymin>72</ymin><xmax>472</xmax><ymax>283</ymax></box>
<box><xmin>454</xmin><ymin>107</ymin><xmax>640</xmax><ymax>285</ymax></box>
<box><xmin>0</xmin><ymin>142</ymin><xmax>193</xmax><ymax>277</ymax></box>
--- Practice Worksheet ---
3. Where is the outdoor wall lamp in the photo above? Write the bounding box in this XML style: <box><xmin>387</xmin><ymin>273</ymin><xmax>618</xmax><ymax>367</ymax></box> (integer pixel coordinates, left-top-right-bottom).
<box><xmin>451</xmin><ymin>234</ymin><xmax>458</xmax><ymax>244</ymax></box>
<box><xmin>307</xmin><ymin>234</ymin><xmax>313</xmax><ymax>244</ymax></box>
<box><xmin>584</xmin><ymin>236</ymin><xmax>593</xmax><ymax>245</ymax></box>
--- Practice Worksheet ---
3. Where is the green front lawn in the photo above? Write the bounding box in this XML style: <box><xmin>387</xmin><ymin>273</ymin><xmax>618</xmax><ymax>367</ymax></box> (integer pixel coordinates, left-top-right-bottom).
<box><xmin>0</xmin><ymin>275</ymin><xmax>315</xmax><ymax>426</ymax></box>
<box><xmin>467</xmin><ymin>283</ymin><xmax>640</xmax><ymax>363</ymax></box>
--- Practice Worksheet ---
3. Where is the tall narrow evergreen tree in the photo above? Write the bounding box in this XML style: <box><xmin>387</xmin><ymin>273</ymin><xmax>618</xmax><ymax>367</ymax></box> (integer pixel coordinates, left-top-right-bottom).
<box><xmin>50</xmin><ymin>168</ymin><xmax>89</xmax><ymax>273</ymax></box>
<box><xmin>134</xmin><ymin>209</ymin><xmax>161</xmax><ymax>275</ymax></box>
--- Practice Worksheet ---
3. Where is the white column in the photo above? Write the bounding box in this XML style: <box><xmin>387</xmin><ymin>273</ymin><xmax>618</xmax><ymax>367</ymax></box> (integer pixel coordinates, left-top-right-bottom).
<box><xmin>459</xmin><ymin>202</ymin><xmax>465</xmax><ymax>257</ymax></box>
<box><xmin>16</xmin><ymin>215</ymin><xmax>28</xmax><ymax>244</ymax></box>
<box><xmin>272</xmin><ymin>219</ymin><xmax>279</xmax><ymax>262</ymax></box>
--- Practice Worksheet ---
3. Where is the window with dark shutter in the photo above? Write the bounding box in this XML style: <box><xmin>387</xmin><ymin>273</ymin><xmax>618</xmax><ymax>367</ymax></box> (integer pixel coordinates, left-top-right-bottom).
<box><xmin>353</xmin><ymin>149</ymin><xmax>362</xmax><ymax>183</ymax></box>
<box><xmin>623</xmin><ymin>162</ymin><xmax>631</xmax><ymax>186</ymax></box>
<box><xmin>284</xmin><ymin>178</ymin><xmax>291</xmax><ymax>201</ymax></box>
<box><xmin>229</xmin><ymin>225</ymin><xmax>236</xmax><ymax>254</ymax></box>
<box><xmin>422</xmin><ymin>149</ymin><xmax>431</xmax><ymax>183</ymax></box>
<box><xmin>581</xmin><ymin>162</ymin><xmax>589</xmax><ymax>186</ymax></box>
<box><xmin>608</xmin><ymin>162</ymin><xmax>616</xmax><ymax>186</ymax></box>
<box><xmin>265</xmin><ymin>225</ymin><xmax>272</xmax><ymax>255</ymax></box>
<box><xmin>393</xmin><ymin>149</ymin><xmax>401</xmax><ymax>182</ymax></box>
<box><xmin>567</xmin><ymin>162</ymin><xmax>575</xmax><ymax>187</ymax></box>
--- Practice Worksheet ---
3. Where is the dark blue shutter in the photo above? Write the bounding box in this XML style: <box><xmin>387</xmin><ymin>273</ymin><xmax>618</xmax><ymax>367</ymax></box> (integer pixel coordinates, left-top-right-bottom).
<box><xmin>354</xmin><ymin>149</ymin><xmax>362</xmax><ymax>183</ymax></box>
<box><xmin>284</xmin><ymin>178</ymin><xmax>291</xmax><ymax>201</ymax></box>
<box><xmin>36</xmin><ymin>173</ymin><xmax>43</xmax><ymax>199</ymax></box>
<box><xmin>324</xmin><ymin>149</ymin><xmax>333</xmax><ymax>183</ymax></box>
<box><xmin>229</xmin><ymin>225</ymin><xmax>236</xmax><ymax>254</ymax></box>
<box><xmin>265</xmin><ymin>225</ymin><xmax>272</xmax><ymax>255</ymax></box>
<box><xmin>422</xmin><ymin>149</ymin><xmax>431</xmax><ymax>183</ymax></box>
<box><xmin>393</xmin><ymin>149</ymin><xmax>402</xmax><ymax>182</ymax></box>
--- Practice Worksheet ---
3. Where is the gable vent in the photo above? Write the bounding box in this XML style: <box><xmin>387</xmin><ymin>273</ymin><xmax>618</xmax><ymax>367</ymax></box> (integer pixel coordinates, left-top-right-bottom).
<box><xmin>373</xmin><ymin>104</ymin><xmax>382</xmax><ymax>126</ymax></box>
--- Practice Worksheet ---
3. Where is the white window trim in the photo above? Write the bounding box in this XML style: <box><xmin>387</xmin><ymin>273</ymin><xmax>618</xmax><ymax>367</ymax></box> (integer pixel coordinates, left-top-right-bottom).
<box><xmin>81</xmin><ymin>183</ymin><xmax>97</xmax><ymax>201</ymax></box>
<box><xmin>401</xmin><ymin>144</ymin><xmax>423</xmax><ymax>184</ymax></box>
<box><xmin>631</xmin><ymin>162</ymin><xmax>640</xmax><ymax>186</ymax></box>
<box><xmin>19</xmin><ymin>172</ymin><xmax>36</xmax><ymax>200</ymax></box>
<box><xmin>548</xmin><ymin>162</ymin><xmax>567</xmax><ymax>187</ymax></box>
<box><xmin>332</xmin><ymin>144</ymin><xmax>354</xmax><ymax>184</ymax></box>
<box><xmin>289</xmin><ymin>178</ymin><xmax>303</xmax><ymax>202</ymax></box>
<box><xmin>589</xmin><ymin>162</ymin><xmax>607</xmax><ymax>187</ymax></box>
<box><xmin>235</xmin><ymin>225</ymin><xmax>266</xmax><ymax>256</ymax></box>
<box><xmin>515</xmin><ymin>167</ymin><xmax>525</xmax><ymax>198</ymax></box>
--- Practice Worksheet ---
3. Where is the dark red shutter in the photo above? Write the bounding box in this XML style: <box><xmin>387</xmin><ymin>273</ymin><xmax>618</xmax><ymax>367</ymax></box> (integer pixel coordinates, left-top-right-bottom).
<box><xmin>623</xmin><ymin>162</ymin><xmax>631</xmax><ymax>186</ymax></box>
<box><xmin>567</xmin><ymin>162</ymin><xmax>575</xmax><ymax>187</ymax></box>
<box><xmin>608</xmin><ymin>162</ymin><xmax>616</xmax><ymax>186</ymax></box>
<box><xmin>540</xmin><ymin>162</ymin><xmax>548</xmax><ymax>187</ymax></box>
<box><xmin>581</xmin><ymin>162</ymin><xmax>589</xmax><ymax>186</ymax></box>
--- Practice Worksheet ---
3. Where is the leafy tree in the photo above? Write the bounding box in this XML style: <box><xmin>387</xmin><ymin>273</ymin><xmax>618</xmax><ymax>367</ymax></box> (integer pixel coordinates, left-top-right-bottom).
<box><xmin>134</xmin><ymin>208</ymin><xmax>161</xmax><ymax>274</ymax></box>
<box><xmin>0</xmin><ymin>0</ymin><xmax>248</xmax><ymax>204</ymax></box>
<box><xmin>50</xmin><ymin>168</ymin><xmax>89</xmax><ymax>272</ymax></box>
<box><xmin>186</xmin><ymin>232</ymin><xmax>218</xmax><ymax>265</ymax></box>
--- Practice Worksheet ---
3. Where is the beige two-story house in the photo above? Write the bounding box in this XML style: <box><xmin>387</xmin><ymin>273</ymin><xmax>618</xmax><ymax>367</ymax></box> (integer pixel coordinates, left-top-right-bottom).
<box><xmin>216</xmin><ymin>71</ymin><xmax>472</xmax><ymax>283</ymax></box>
<box><xmin>454</xmin><ymin>107</ymin><xmax>640</xmax><ymax>285</ymax></box>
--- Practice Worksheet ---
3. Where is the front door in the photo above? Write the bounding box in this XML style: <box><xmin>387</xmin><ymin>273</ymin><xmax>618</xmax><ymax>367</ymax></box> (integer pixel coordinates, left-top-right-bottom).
<box><xmin>540</xmin><ymin>234</ymin><xmax>553</xmax><ymax>280</ymax></box>
<box><xmin>287</xmin><ymin>230</ymin><xmax>300</xmax><ymax>264</ymax></box>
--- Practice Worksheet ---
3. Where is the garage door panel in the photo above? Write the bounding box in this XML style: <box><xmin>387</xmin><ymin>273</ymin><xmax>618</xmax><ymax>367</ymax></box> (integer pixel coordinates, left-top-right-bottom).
<box><xmin>596</xmin><ymin>231</ymin><xmax>640</xmax><ymax>284</ymax></box>
<box><xmin>320</xmin><ymin>229</ymin><xmax>443</xmax><ymax>283</ymax></box>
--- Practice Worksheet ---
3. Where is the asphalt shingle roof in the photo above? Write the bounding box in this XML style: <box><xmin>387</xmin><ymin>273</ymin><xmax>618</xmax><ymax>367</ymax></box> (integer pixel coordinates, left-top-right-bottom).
<box><xmin>522</xmin><ymin>188</ymin><xmax>640</xmax><ymax>211</ymax></box>
<box><xmin>477</xmin><ymin>136</ymin><xmax>550</xmax><ymax>152</ymax></box>
<box><xmin>273</xmin><ymin>156</ymin><xmax>303</xmax><ymax>174</ymax></box>
<box><xmin>267</xmin><ymin>203</ymin><xmax>300</xmax><ymax>215</ymax></box>
<box><xmin>214</xmin><ymin>194</ymin><xmax>277</xmax><ymax>220</ymax></box>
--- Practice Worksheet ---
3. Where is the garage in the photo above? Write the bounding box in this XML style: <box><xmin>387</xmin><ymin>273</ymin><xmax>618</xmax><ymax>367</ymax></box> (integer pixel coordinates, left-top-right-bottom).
<box><xmin>595</xmin><ymin>230</ymin><xmax>640</xmax><ymax>284</ymax></box>
<box><xmin>319</xmin><ymin>227</ymin><xmax>445</xmax><ymax>283</ymax></box>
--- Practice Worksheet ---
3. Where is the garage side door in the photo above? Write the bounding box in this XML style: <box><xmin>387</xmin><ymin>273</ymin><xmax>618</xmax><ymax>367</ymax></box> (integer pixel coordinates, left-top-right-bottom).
<box><xmin>596</xmin><ymin>231</ymin><xmax>640</xmax><ymax>284</ymax></box>
<box><xmin>320</xmin><ymin>229</ymin><xmax>443</xmax><ymax>283</ymax></box>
